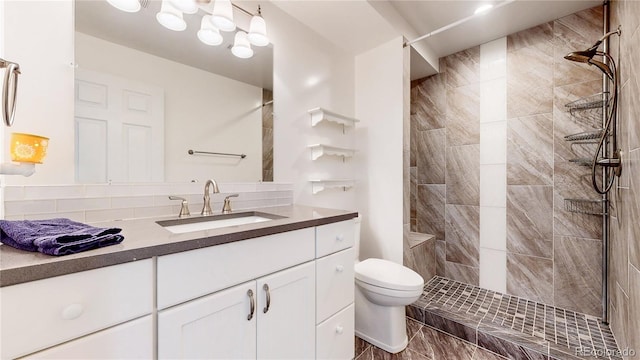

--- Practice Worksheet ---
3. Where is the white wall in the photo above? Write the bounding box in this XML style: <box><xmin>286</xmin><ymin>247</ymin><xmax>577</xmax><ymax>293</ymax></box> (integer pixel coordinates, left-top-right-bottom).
<box><xmin>75</xmin><ymin>33</ymin><xmax>262</xmax><ymax>183</ymax></box>
<box><xmin>355</xmin><ymin>37</ymin><xmax>405</xmax><ymax>263</ymax></box>
<box><xmin>3</xmin><ymin>1</ymin><xmax>75</xmax><ymax>185</ymax></box>
<box><xmin>263</xmin><ymin>2</ymin><xmax>357</xmax><ymax>211</ymax></box>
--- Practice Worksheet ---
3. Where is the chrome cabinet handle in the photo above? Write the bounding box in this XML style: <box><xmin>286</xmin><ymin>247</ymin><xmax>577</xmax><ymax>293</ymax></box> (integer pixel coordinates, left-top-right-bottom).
<box><xmin>247</xmin><ymin>289</ymin><xmax>255</xmax><ymax>321</ymax></box>
<box><xmin>263</xmin><ymin>284</ymin><xmax>271</xmax><ymax>313</ymax></box>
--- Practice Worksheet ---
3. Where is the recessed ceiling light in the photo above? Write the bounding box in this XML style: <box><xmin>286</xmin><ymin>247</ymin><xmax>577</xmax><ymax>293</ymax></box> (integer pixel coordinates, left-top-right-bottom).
<box><xmin>474</xmin><ymin>4</ymin><xmax>494</xmax><ymax>15</ymax></box>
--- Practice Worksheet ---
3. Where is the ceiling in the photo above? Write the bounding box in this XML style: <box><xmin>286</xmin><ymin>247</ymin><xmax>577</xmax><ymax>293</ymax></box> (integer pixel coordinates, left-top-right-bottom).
<box><xmin>272</xmin><ymin>0</ymin><xmax>601</xmax><ymax>79</ymax></box>
<box><xmin>75</xmin><ymin>0</ymin><xmax>273</xmax><ymax>90</ymax></box>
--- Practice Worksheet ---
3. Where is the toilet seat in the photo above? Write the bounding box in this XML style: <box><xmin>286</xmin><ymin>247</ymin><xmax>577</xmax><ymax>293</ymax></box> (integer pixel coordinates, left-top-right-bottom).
<box><xmin>354</xmin><ymin>258</ymin><xmax>423</xmax><ymax>292</ymax></box>
<box><xmin>355</xmin><ymin>278</ymin><xmax>423</xmax><ymax>299</ymax></box>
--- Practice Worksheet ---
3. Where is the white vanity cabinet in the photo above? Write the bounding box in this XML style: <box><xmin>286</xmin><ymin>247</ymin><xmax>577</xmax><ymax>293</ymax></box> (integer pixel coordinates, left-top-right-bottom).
<box><xmin>315</xmin><ymin>220</ymin><xmax>356</xmax><ymax>359</ymax></box>
<box><xmin>158</xmin><ymin>262</ymin><xmax>316</xmax><ymax>359</ymax></box>
<box><xmin>0</xmin><ymin>259</ymin><xmax>153</xmax><ymax>359</ymax></box>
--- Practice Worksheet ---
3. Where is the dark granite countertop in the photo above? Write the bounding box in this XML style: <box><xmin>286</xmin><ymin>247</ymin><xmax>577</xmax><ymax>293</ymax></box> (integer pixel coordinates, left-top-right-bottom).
<box><xmin>0</xmin><ymin>205</ymin><xmax>358</xmax><ymax>287</ymax></box>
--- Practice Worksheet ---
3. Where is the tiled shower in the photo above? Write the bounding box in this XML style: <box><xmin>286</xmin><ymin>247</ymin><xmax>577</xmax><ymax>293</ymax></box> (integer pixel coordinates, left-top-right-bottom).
<box><xmin>405</xmin><ymin>0</ymin><xmax>640</xmax><ymax>357</ymax></box>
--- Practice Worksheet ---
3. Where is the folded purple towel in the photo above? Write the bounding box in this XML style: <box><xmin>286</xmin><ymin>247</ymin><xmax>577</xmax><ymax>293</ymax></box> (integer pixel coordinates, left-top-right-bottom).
<box><xmin>0</xmin><ymin>218</ymin><xmax>124</xmax><ymax>256</ymax></box>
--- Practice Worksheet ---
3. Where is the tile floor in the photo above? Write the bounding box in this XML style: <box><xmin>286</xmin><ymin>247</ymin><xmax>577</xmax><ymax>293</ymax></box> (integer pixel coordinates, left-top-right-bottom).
<box><xmin>354</xmin><ymin>318</ymin><xmax>508</xmax><ymax>360</ymax></box>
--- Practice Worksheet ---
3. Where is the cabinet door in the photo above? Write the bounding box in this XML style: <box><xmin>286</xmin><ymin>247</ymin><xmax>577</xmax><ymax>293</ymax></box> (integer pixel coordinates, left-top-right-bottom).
<box><xmin>20</xmin><ymin>316</ymin><xmax>153</xmax><ymax>359</ymax></box>
<box><xmin>257</xmin><ymin>261</ymin><xmax>316</xmax><ymax>359</ymax></box>
<box><xmin>158</xmin><ymin>281</ymin><xmax>257</xmax><ymax>359</ymax></box>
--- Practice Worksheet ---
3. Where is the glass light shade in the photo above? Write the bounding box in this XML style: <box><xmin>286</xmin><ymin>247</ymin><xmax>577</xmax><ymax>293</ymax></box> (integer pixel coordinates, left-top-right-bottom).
<box><xmin>10</xmin><ymin>133</ymin><xmax>49</xmax><ymax>164</ymax></box>
<box><xmin>247</xmin><ymin>15</ymin><xmax>269</xmax><ymax>46</ymax></box>
<box><xmin>211</xmin><ymin>0</ymin><xmax>236</xmax><ymax>32</ymax></box>
<box><xmin>106</xmin><ymin>0</ymin><xmax>140</xmax><ymax>12</ymax></box>
<box><xmin>156</xmin><ymin>0</ymin><xmax>187</xmax><ymax>31</ymax></box>
<box><xmin>197</xmin><ymin>15</ymin><xmax>223</xmax><ymax>46</ymax></box>
<box><xmin>169</xmin><ymin>0</ymin><xmax>198</xmax><ymax>14</ymax></box>
<box><xmin>231</xmin><ymin>31</ymin><xmax>253</xmax><ymax>59</ymax></box>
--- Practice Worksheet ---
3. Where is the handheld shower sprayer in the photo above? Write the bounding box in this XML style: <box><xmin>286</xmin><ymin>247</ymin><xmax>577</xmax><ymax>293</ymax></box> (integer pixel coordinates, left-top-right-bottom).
<box><xmin>563</xmin><ymin>26</ymin><xmax>621</xmax><ymax>194</ymax></box>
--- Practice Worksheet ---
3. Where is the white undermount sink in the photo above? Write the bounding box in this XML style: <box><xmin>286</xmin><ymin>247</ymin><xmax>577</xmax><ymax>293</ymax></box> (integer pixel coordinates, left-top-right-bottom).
<box><xmin>157</xmin><ymin>211</ymin><xmax>285</xmax><ymax>234</ymax></box>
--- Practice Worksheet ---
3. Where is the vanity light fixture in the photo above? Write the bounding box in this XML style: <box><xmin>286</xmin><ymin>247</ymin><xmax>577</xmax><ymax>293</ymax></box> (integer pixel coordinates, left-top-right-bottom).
<box><xmin>106</xmin><ymin>0</ymin><xmax>141</xmax><ymax>13</ymax></box>
<box><xmin>106</xmin><ymin>0</ymin><xmax>269</xmax><ymax>58</ymax></box>
<box><xmin>157</xmin><ymin>0</ymin><xmax>187</xmax><ymax>31</ymax></box>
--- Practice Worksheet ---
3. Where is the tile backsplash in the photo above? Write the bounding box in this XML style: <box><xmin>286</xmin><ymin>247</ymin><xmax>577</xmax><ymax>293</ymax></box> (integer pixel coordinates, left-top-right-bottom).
<box><xmin>2</xmin><ymin>182</ymin><xmax>293</xmax><ymax>223</ymax></box>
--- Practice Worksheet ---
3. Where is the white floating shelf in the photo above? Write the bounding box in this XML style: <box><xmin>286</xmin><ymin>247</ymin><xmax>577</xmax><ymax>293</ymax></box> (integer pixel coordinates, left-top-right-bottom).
<box><xmin>308</xmin><ymin>107</ymin><xmax>359</xmax><ymax>127</ymax></box>
<box><xmin>308</xmin><ymin>144</ymin><xmax>356</xmax><ymax>160</ymax></box>
<box><xmin>309</xmin><ymin>179</ymin><xmax>355</xmax><ymax>194</ymax></box>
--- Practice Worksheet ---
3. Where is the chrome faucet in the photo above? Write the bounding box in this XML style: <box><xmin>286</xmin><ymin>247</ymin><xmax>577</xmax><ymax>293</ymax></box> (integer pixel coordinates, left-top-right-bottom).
<box><xmin>201</xmin><ymin>179</ymin><xmax>220</xmax><ymax>215</ymax></box>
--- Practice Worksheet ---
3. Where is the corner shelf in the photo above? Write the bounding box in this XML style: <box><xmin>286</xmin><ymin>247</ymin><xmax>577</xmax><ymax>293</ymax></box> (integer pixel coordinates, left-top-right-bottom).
<box><xmin>308</xmin><ymin>107</ymin><xmax>359</xmax><ymax>127</ymax></box>
<box><xmin>308</xmin><ymin>144</ymin><xmax>356</xmax><ymax>160</ymax></box>
<box><xmin>309</xmin><ymin>179</ymin><xmax>354</xmax><ymax>194</ymax></box>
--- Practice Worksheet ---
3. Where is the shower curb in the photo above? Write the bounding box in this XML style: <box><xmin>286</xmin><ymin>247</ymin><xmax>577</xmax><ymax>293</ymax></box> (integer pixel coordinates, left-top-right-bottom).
<box><xmin>407</xmin><ymin>277</ymin><xmax>622</xmax><ymax>360</ymax></box>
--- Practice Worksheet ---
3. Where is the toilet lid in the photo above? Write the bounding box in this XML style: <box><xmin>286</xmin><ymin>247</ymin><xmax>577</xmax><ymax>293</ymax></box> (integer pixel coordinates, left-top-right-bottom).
<box><xmin>355</xmin><ymin>258</ymin><xmax>424</xmax><ymax>291</ymax></box>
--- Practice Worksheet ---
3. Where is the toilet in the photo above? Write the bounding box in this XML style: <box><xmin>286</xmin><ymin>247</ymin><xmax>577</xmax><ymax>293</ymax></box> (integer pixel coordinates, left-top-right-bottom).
<box><xmin>353</xmin><ymin>216</ymin><xmax>425</xmax><ymax>354</ymax></box>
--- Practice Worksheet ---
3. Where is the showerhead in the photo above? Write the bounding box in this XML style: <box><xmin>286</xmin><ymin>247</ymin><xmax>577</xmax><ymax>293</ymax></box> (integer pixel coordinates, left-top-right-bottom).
<box><xmin>564</xmin><ymin>48</ymin><xmax>598</xmax><ymax>63</ymax></box>
<box><xmin>564</xmin><ymin>27</ymin><xmax>621</xmax><ymax>80</ymax></box>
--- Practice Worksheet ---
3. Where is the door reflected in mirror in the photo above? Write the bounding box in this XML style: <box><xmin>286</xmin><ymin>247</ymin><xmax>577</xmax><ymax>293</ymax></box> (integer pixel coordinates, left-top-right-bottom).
<box><xmin>74</xmin><ymin>0</ymin><xmax>273</xmax><ymax>183</ymax></box>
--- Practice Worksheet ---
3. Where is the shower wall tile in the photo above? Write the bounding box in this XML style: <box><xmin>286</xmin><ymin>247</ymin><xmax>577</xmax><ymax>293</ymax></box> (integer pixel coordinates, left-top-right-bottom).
<box><xmin>629</xmin><ymin>149</ymin><xmax>640</xmax><ymax>270</ymax></box>
<box><xmin>417</xmin><ymin>184</ymin><xmax>446</xmax><ymax>240</ymax></box>
<box><xmin>629</xmin><ymin>62</ymin><xmax>640</xmax><ymax>150</ymax></box>
<box><xmin>507</xmin><ymin>38</ymin><xmax>553</xmax><ymax>118</ymax></box>
<box><xmin>480</xmin><ymin>122</ymin><xmax>507</xmax><ymax>164</ymax></box>
<box><xmin>445</xmin><ymin>47</ymin><xmax>480</xmax><ymax>88</ymax></box>
<box><xmin>410</xmin><ymin>116</ymin><xmax>417</xmax><ymax>167</ymax></box>
<box><xmin>479</xmin><ymin>248</ymin><xmax>507</xmax><ymax>293</ymax></box>
<box><xmin>506</xmin><ymin>253</ymin><xmax>553</xmax><ymax>304</ymax></box>
<box><xmin>609</xmin><ymin>211</ymin><xmax>628</xmax><ymax>294</ymax></box>
<box><xmin>507</xmin><ymin>114</ymin><xmax>553</xmax><ymax>185</ymax></box>
<box><xmin>480</xmin><ymin>206</ymin><xmax>506</xmax><ymax>251</ymax></box>
<box><xmin>446</xmin><ymin>145</ymin><xmax>480</xmax><ymax>206</ymax></box>
<box><xmin>480</xmin><ymin>79</ymin><xmax>507</xmax><ymax>123</ymax></box>
<box><xmin>627</xmin><ymin>265</ymin><xmax>640</xmax><ymax>358</ymax></box>
<box><xmin>445</xmin><ymin>204</ymin><xmax>480</xmax><ymax>267</ymax></box>
<box><xmin>480</xmin><ymin>38</ymin><xmax>507</xmax><ymax>81</ymax></box>
<box><xmin>446</xmin><ymin>84</ymin><xmax>480</xmax><ymax>146</ymax></box>
<box><xmin>506</xmin><ymin>185</ymin><xmax>553</xmax><ymax>259</ymax></box>
<box><xmin>480</xmin><ymin>164</ymin><xmax>506</xmax><ymax>207</ymax></box>
<box><xmin>412</xmin><ymin>74</ymin><xmax>447</xmax><ymax>131</ymax></box>
<box><xmin>436</xmin><ymin>240</ymin><xmax>446</xmax><ymax>277</ymax></box>
<box><xmin>610</xmin><ymin>283</ymin><xmax>629</xmax><ymax>354</ymax></box>
<box><xmin>445</xmin><ymin>261</ymin><xmax>479</xmax><ymax>286</ymax></box>
<box><xmin>553</xmin><ymin>7</ymin><xmax>604</xmax><ymax>87</ymax></box>
<box><xmin>507</xmin><ymin>22</ymin><xmax>553</xmax><ymax>52</ymax></box>
<box><xmin>554</xmin><ymin>236</ymin><xmax>602</xmax><ymax>317</ymax></box>
<box><xmin>417</xmin><ymin>129</ymin><xmax>446</xmax><ymax>184</ymax></box>
<box><xmin>410</xmin><ymin>166</ymin><xmax>417</xmax><ymax>220</ymax></box>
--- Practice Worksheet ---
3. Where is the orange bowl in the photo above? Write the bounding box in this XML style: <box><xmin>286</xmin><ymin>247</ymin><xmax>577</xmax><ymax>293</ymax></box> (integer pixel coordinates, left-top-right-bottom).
<box><xmin>10</xmin><ymin>133</ymin><xmax>49</xmax><ymax>164</ymax></box>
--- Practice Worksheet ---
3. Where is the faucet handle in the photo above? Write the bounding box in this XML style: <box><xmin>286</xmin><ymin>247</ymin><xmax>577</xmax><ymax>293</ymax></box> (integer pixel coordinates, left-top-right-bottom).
<box><xmin>169</xmin><ymin>196</ymin><xmax>191</xmax><ymax>218</ymax></box>
<box><xmin>222</xmin><ymin>194</ymin><xmax>239</xmax><ymax>214</ymax></box>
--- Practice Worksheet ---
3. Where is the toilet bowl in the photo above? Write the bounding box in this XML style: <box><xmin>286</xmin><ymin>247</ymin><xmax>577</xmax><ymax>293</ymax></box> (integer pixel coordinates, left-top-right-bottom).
<box><xmin>353</xmin><ymin>217</ymin><xmax>424</xmax><ymax>354</ymax></box>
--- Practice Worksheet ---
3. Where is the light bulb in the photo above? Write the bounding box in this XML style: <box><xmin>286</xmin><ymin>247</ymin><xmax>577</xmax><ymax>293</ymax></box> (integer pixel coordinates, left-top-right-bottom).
<box><xmin>211</xmin><ymin>0</ymin><xmax>236</xmax><ymax>32</ymax></box>
<box><xmin>198</xmin><ymin>15</ymin><xmax>223</xmax><ymax>46</ymax></box>
<box><xmin>248</xmin><ymin>14</ymin><xmax>269</xmax><ymax>46</ymax></box>
<box><xmin>231</xmin><ymin>31</ymin><xmax>253</xmax><ymax>59</ymax></box>
<box><xmin>106</xmin><ymin>0</ymin><xmax>141</xmax><ymax>12</ymax></box>
<box><xmin>156</xmin><ymin>0</ymin><xmax>187</xmax><ymax>31</ymax></box>
<box><xmin>169</xmin><ymin>0</ymin><xmax>198</xmax><ymax>14</ymax></box>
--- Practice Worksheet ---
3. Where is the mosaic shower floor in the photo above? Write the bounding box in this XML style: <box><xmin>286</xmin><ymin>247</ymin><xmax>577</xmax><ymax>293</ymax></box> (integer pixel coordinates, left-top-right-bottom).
<box><xmin>408</xmin><ymin>277</ymin><xmax>622</xmax><ymax>360</ymax></box>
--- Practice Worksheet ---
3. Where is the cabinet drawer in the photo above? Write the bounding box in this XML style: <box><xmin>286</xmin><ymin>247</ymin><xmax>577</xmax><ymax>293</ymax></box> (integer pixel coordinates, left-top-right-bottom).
<box><xmin>316</xmin><ymin>304</ymin><xmax>354</xmax><ymax>360</ymax></box>
<box><xmin>316</xmin><ymin>248</ymin><xmax>354</xmax><ymax>323</ymax></box>
<box><xmin>157</xmin><ymin>227</ymin><xmax>315</xmax><ymax>309</ymax></box>
<box><xmin>1</xmin><ymin>260</ymin><xmax>153</xmax><ymax>359</ymax></box>
<box><xmin>316</xmin><ymin>219</ymin><xmax>355</xmax><ymax>258</ymax></box>
<box><xmin>22</xmin><ymin>316</ymin><xmax>153</xmax><ymax>359</ymax></box>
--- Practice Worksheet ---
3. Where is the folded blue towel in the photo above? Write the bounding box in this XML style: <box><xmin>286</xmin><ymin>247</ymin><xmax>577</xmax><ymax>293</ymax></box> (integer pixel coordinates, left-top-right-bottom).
<box><xmin>0</xmin><ymin>218</ymin><xmax>124</xmax><ymax>256</ymax></box>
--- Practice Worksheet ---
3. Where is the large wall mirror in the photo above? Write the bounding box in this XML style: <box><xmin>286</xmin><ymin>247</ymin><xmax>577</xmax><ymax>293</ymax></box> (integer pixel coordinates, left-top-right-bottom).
<box><xmin>74</xmin><ymin>0</ymin><xmax>273</xmax><ymax>184</ymax></box>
